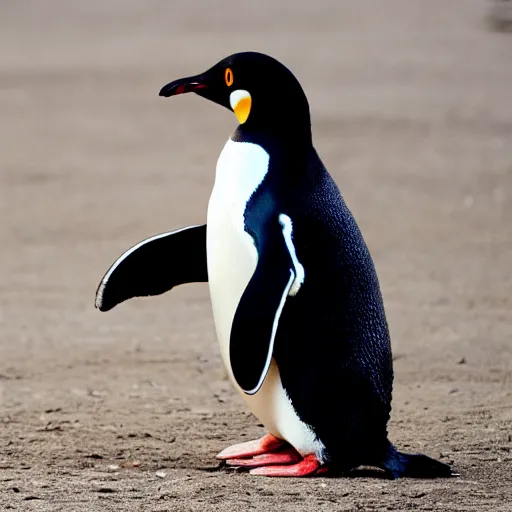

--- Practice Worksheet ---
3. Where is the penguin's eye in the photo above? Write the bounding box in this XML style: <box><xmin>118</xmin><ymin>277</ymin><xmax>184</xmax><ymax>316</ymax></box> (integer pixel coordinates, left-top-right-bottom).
<box><xmin>225</xmin><ymin>68</ymin><xmax>234</xmax><ymax>87</ymax></box>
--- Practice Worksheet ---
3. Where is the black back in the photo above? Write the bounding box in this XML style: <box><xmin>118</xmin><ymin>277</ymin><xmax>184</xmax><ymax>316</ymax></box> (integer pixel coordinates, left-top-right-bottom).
<box><xmin>235</xmin><ymin>125</ymin><xmax>394</xmax><ymax>470</ymax></box>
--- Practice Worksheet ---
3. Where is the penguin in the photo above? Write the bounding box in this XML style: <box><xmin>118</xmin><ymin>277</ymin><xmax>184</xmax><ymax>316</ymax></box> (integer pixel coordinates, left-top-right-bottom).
<box><xmin>95</xmin><ymin>52</ymin><xmax>453</xmax><ymax>479</ymax></box>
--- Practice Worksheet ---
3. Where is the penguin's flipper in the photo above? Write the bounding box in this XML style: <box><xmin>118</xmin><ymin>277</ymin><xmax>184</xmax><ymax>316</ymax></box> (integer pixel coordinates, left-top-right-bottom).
<box><xmin>230</xmin><ymin>214</ymin><xmax>304</xmax><ymax>395</ymax></box>
<box><xmin>95</xmin><ymin>224</ymin><xmax>207</xmax><ymax>312</ymax></box>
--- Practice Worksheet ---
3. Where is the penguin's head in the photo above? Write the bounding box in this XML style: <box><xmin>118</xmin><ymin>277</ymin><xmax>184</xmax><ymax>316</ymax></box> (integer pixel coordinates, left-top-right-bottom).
<box><xmin>159</xmin><ymin>52</ymin><xmax>311</xmax><ymax>136</ymax></box>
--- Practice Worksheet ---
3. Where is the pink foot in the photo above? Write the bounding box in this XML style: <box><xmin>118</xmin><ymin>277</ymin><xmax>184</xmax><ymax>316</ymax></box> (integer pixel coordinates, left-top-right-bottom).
<box><xmin>249</xmin><ymin>454</ymin><xmax>326</xmax><ymax>477</ymax></box>
<box><xmin>216</xmin><ymin>434</ymin><xmax>285</xmax><ymax>460</ymax></box>
<box><xmin>226</xmin><ymin>446</ymin><xmax>302</xmax><ymax>468</ymax></box>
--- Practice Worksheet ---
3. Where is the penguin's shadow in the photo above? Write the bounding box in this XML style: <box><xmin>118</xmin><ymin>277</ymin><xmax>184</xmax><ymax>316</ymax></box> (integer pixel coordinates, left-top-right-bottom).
<box><xmin>200</xmin><ymin>461</ymin><xmax>391</xmax><ymax>479</ymax></box>
<box><xmin>344</xmin><ymin>467</ymin><xmax>391</xmax><ymax>479</ymax></box>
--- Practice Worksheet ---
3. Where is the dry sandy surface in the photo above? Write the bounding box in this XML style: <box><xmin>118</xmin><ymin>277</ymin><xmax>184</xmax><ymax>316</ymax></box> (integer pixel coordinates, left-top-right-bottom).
<box><xmin>1</xmin><ymin>1</ymin><xmax>511</xmax><ymax>510</ymax></box>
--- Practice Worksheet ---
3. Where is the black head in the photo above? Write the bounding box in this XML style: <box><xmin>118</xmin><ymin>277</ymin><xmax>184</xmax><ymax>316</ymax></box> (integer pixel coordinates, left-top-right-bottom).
<box><xmin>159</xmin><ymin>52</ymin><xmax>311</xmax><ymax>141</ymax></box>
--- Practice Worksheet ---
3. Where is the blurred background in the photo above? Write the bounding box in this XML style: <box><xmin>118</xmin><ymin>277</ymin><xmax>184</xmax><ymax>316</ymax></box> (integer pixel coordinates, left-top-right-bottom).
<box><xmin>1</xmin><ymin>1</ymin><xmax>511</xmax><ymax>510</ymax></box>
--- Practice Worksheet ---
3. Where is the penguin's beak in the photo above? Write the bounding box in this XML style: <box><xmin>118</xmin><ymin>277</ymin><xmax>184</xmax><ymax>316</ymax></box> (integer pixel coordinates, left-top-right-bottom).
<box><xmin>159</xmin><ymin>75</ymin><xmax>208</xmax><ymax>97</ymax></box>
<box><xmin>159</xmin><ymin>72</ymin><xmax>231</xmax><ymax>112</ymax></box>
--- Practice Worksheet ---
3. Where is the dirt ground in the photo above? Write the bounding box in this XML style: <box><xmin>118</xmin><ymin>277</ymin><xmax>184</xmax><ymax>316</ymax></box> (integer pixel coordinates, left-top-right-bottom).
<box><xmin>1</xmin><ymin>1</ymin><xmax>511</xmax><ymax>510</ymax></box>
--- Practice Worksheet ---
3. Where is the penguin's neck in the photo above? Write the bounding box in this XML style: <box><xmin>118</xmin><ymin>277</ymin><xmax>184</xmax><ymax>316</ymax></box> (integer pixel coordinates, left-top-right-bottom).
<box><xmin>229</xmin><ymin>124</ymin><xmax>314</xmax><ymax>186</ymax></box>
<box><xmin>232</xmin><ymin>122</ymin><xmax>312</xmax><ymax>156</ymax></box>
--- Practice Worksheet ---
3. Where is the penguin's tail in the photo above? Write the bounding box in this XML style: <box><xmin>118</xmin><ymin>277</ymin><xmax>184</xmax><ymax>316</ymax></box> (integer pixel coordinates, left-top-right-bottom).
<box><xmin>380</xmin><ymin>442</ymin><xmax>454</xmax><ymax>479</ymax></box>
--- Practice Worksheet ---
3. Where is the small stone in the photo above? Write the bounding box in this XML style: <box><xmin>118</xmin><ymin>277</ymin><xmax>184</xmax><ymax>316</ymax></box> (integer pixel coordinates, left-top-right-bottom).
<box><xmin>108</xmin><ymin>464</ymin><xmax>120</xmax><ymax>470</ymax></box>
<box><xmin>121</xmin><ymin>460</ymin><xmax>141</xmax><ymax>468</ymax></box>
<box><xmin>155</xmin><ymin>470</ymin><xmax>167</xmax><ymax>478</ymax></box>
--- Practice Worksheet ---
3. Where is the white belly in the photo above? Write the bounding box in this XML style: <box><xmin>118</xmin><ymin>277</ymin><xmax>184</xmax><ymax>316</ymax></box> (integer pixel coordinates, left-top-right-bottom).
<box><xmin>206</xmin><ymin>139</ymin><xmax>325</xmax><ymax>459</ymax></box>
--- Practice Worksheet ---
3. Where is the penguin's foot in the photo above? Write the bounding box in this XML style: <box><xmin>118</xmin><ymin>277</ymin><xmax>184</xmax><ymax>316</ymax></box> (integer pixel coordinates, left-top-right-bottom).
<box><xmin>249</xmin><ymin>454</ymin><xmax>327</xmax><ymax>477</ymax></box>
<box><xmin>216</xmin><ymin>433</ymin><xmax>285</xmax><ymax>460</ymax></box>
<box><xmin>217</xmin><ymin>435</ymin><xmax>327</xmax><ymax>477</ymax></box>
<box><xmin>226</xmin><ymin>446</ymin><xmax>302</xmax><ymax>468</ymax></box>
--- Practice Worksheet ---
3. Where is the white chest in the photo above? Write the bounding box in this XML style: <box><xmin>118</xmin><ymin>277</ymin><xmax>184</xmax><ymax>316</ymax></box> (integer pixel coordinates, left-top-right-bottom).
<box><xmin>206</xmin><ymin>138</ymin><xmax>324</xmax><ymax>459</ymax></box>
<box><xmin>206</xmin><ymin>139</ymin><xmax>268</xmax><ymax>367</ymax></box>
